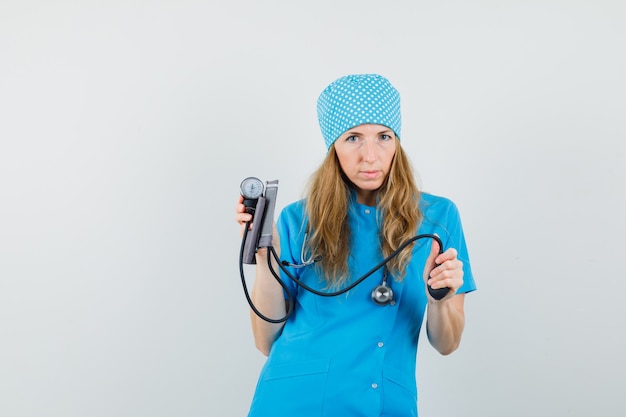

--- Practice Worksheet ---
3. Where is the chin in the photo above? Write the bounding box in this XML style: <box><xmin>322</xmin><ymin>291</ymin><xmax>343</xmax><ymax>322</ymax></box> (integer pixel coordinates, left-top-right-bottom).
<box><xmin>361</xmin><ymin>180</ymin><xmax>384</xmax><ymax>189</ymax></box>
<box><xmin>355</xmin><ymin>183</ymin><xmax>384</xmax><ymax>193</ymax></box>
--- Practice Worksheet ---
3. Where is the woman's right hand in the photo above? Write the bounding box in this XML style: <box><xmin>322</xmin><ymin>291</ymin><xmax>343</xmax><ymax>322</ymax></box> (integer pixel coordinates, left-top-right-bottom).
<box><xmin>235</xmin><ymin>195</ymin><xmax>254</xmax><ymax>235</ymax></box>
<box><xmin>235</xmin><ymin>195</ymin><xmax>280</xmax><ymax>259</ymax></box>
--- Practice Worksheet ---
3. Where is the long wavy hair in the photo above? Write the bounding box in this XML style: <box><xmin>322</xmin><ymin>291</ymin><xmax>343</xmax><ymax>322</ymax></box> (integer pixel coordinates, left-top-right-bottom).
<box><xmin>304</xmin><ymin>138</ymin><xmax>422</xmax><ymax>287</ymax></box>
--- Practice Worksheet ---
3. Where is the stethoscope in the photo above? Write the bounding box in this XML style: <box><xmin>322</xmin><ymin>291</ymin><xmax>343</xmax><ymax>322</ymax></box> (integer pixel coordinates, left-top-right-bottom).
<box><xmin>238</xmin><ymin>223</ymin><xmax>450</xmax><ymax>323</ymax></box>
<box><xmin>285</xmin><ymin>233</ymin><xmax>394</xmax><ymax>306</ymax></box>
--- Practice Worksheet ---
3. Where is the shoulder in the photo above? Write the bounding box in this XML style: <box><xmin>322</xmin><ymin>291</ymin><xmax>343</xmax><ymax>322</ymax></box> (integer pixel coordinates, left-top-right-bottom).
<box><xmin>278</xmin><ymin>199</ymin><xmax>307</xmax><ymax>228</ymax></box>
<box><xmin>280</xmin><ymin>199</ymin><xmax>306</xmax><ymax>217</ymax></box>
<box><xmin>419</xmin><ymin>192</ymin><xmax>459</xmax><ymax>215</ymax></box>
<box><xmin>418</xmin><ymin>192</ymin><xmax>464</xmax><ymax>229</ymax></box>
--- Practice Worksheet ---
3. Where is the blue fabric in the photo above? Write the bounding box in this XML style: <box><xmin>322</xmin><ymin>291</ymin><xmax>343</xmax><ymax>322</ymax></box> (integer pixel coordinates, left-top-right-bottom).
<box><xmin>248</xmin><ymin>193</ymin><xmax>476</xmax><ymax>417</ymax></box>
<box><xmin>317</xmin><ymin>74</ymin><xmax>402</xmax><ymax>150</ymax></box>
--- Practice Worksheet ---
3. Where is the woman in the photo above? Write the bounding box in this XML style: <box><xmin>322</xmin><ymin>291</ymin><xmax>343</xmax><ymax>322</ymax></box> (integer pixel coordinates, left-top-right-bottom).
<box><xmin>235</xmin><ymin>74</ymin><xmax>476</xmax><ymax>416</ymax></box>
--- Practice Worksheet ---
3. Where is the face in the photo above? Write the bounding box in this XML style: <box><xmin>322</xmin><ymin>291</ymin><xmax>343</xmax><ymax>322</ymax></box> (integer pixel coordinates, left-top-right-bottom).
<box><xmin>333</xmin><ymin>124</ymin><xmax>397</xmax><ymax>205</ymax></box>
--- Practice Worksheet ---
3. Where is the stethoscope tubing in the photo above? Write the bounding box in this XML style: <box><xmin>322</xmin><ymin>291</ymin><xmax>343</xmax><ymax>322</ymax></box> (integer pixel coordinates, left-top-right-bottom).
<box><xmin>239</xmin><ymin>222</ymin><xmax>446</xmax><ymax>323</ymax></box>
<box><xmin>271</xmin><ymin>233</ymin><xmax>443</xmax><ymax>297</ymax></box>
<box><xmin>238</xmin><ymin>224</ymin><xmax>294</xmax><ymax>323</ymax></box>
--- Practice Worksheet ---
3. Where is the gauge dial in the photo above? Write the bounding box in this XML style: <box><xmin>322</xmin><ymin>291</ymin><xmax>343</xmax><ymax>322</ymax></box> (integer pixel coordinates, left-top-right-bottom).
<box><xmin>240</xmin><ymin>177</ymin><xmax>264</xmax><ymax>199</ymax></box>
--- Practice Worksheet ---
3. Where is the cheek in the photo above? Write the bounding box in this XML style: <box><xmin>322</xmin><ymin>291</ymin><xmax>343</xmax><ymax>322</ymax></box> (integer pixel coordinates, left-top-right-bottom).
<box><xmin>384</xmin><ymin>152</ymin><xmax>396</xmax><ymax>171</ymax></box>
<box><xmin>336</xmin><ymin>153</ymin><xmax>355</xmax><ymax>172</ymax></box>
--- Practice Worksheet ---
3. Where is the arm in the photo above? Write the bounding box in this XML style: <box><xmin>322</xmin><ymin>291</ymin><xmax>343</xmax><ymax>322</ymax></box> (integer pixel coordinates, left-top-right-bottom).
<box><xmin>236</xmin><ymin>197</ymin><xmax>286</xmax><ymax>356</ymax></box>
<box><xmin>426</xmin><ymin>294</ymin><xmax>466</xmax><ymax>355</ymax></box>
<box><xmin>249</xmin><ymin>247</ymin><xmax>287</xmax><ymax>356</ymax></box>
<box><xmin>423</xmin><ymin>239</ymin><xmax>467</xmax><ymax>355</ymax></box>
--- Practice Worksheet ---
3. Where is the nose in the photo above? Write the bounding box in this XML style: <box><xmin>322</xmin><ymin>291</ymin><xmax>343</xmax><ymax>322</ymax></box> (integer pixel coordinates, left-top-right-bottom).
<box><xmin>362</xmin><ymin>139</ymin><xmax>377</xmax><ymax>162</ymax></box>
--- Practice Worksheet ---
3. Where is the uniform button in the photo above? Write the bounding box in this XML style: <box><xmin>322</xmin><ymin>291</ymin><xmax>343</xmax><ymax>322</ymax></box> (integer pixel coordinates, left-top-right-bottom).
<box><xmin>371</xmin><ymin>383</ymin><xmax>378</xmax><ymax>389</ymax></box>
<box><xmin>364</xmin><ymin>209</ymin><xmax>371</xmax><ymax>214</ymax></box>
<box><xmin>377</xmin><ymin>342</ymin><xmax>384</xmax><ymax>348</ymax></box>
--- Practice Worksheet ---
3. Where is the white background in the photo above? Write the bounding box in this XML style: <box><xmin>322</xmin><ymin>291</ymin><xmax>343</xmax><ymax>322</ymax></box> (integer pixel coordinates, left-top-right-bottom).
<box><xmin>1</xmin><ymin>1</ymin><xmax>625</xmax><ymax>416</ymax></box>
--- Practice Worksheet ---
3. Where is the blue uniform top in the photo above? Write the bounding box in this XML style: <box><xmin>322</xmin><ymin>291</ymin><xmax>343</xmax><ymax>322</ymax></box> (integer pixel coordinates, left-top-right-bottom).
<box><xmin>248</xmin><ymin>193</ymin><xmax>476</xmax><ymax>417</ymax></box>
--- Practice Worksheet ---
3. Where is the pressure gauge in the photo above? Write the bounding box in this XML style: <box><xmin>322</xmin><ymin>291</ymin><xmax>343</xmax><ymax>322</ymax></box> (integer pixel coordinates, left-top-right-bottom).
<box><xmin>241</xmin><ymin>177</ymin><xmax>264</xmax><ymax>199</ymax></box>
<box><xmin>240</xmin><ymin>177</ymin><xmax>264</xmax><ymax>214</ymax></box>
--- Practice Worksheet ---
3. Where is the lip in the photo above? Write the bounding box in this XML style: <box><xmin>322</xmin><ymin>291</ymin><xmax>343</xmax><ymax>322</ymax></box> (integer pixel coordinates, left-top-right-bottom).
<box><xmin>360</xmin><ymin>170</ymin><xmax>381</xmax><ymax>179</ymax></box>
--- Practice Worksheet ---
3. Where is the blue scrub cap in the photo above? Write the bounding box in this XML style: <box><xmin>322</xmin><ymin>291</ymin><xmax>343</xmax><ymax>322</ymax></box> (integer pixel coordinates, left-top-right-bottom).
<box><xmin>316</xmin><ymin>74</ymin><xmax>401</xmax><ymax>150</ymax></box>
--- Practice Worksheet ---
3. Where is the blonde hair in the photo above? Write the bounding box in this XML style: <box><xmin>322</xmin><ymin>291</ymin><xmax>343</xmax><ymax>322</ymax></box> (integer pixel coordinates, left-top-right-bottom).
<box><xmin>304</xmin><ymin>138</ymin><xmax>422</xmax><ymax>287</ymax></box>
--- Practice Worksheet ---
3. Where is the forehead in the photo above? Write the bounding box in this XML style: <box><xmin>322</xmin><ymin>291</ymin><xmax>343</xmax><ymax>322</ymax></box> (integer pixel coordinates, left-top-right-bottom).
<box><xmin>342</xmin><ymin>124</ymin><xmax>394</xmax><ymax>135</ymax></box>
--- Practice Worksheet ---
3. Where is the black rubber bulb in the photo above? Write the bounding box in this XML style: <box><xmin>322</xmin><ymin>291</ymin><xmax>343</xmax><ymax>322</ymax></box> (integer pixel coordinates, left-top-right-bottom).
<box><xmin>427</xmin><ymin>258</ymin><xmax>451</xmax><ymax>301</ymax></box>
<box><xmin>427</xmin><ymin>283</ymin><xmax>449</xmax><ymax>300</ymax></box>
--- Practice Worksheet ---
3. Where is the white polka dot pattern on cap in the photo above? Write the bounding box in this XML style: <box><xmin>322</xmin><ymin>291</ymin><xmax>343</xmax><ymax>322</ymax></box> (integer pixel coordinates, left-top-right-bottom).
<box><xmin>317</xmin><ymin>74</ymin><xmax>401</xmax><ymax>150</ymax></box>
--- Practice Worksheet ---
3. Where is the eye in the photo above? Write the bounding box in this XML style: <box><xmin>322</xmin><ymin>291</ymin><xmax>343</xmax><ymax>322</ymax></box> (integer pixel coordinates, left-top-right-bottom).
<box><xmin>346</xmin><ymin>135</ymin><xmax>359</xmax><ymax>143</ymax></box>
<box><xmin>380</xmin><ymin>133</ymin><xmax>393</xmax><ymax>141</ymax></box>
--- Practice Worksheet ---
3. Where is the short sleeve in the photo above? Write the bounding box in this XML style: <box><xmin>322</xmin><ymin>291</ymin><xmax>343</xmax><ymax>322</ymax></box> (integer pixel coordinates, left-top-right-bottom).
<box><xmin>421</xmin><ymin>195</ymin><xmax>477</xmax><ymax>295</ymax></box>
<box><xmin>445</xmin><ymin>201</ymin><xmax>476</xmax><ymax>294</ymax></box>
<box><xmin>276</xmin><ymin>201</ymin><xmax>308</xmax><ymax>297</ymax></box>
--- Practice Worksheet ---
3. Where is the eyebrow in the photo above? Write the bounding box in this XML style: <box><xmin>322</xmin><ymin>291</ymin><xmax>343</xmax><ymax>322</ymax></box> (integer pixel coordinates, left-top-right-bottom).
<box><xmin>344</xmin><ymin>128</ymin><xmax>394</xmax><ymax>136</ymax></box>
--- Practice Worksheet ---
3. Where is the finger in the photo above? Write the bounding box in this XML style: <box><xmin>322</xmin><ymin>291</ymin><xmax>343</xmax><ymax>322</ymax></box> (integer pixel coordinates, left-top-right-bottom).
<box><xmin>432</xmin><ymin>276</ymin><xmax>463</xmax><ymax>292</ymax></box>
<box><xmin>236</xmin><ymin>217</ymin><xmax>254</xmax><ymax>238</ymax></box>
<box><xmin>235</xmin><ymin>211</ymin><xmax>253</xmax><ymax>226</ymax></box>
<box><xmin>435</xmin><ymin>247</ymin><xmax>458</xmax><ymax>265</ymax></box>
<box><xmin>430</xmin><ymin>264</ymin><xmax>464</xmax><ymax>290</ymax></box>
<box><xmin>235</xmin><ymin>200</ymin><xmax>246</xmax><ymax>214</ymax></box>
<box><xmin>428</xmin><ymin>247</ymin><xmax>461</xmax><ymax>284</ymax></box>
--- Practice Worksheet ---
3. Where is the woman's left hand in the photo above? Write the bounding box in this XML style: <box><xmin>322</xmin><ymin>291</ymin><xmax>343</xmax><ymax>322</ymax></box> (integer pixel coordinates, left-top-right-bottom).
<box><xmin>423</xmin><ymin>238</ymin><xmax>464</xmax><ymax>301</ymax></box>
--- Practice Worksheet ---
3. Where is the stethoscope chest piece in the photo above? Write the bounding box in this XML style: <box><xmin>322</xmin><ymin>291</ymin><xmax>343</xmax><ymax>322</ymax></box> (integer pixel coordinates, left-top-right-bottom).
<box><xmin>371</xmin><ymin>268</ymin><xmax>394</xmax><ymax>306</ymax></box>
<box><xmin>371</xmin><ymin>284</ymin><xmax>394</xmax><ymax>306</ymax></box>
